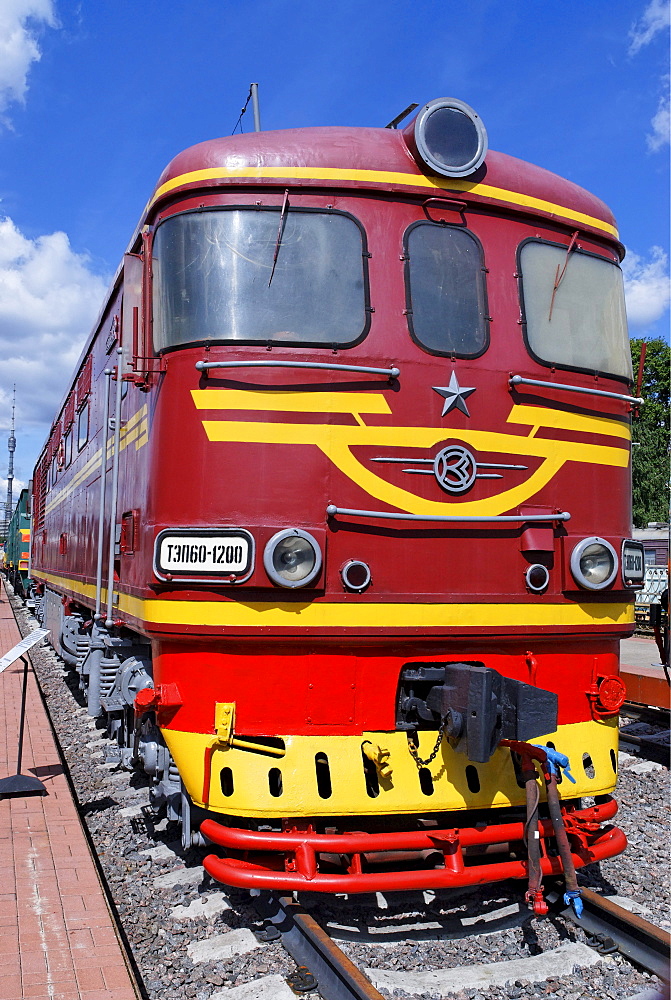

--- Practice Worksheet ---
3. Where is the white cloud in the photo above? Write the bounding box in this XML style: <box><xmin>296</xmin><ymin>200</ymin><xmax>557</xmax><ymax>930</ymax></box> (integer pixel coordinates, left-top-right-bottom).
<box><xmin>629</xmin><ymin>3</ymin><xmax>671</xmax><ymax>152</ymax></box>
<box><xmin>629</xmin><ymin>0</ymin><xmax>670</xmax><ymax>55</ymax></box>
<box><xmin>647</xmin><ymin>84</ymin><xmax>670</xmax><ymax>150</ymax></box>
<box><xmin>622</xmin><ymin>245</ymin><xmax>671</xmax><ymax>329</ymax></box>
<box><xmin>0</xmin><ymin>0</ymin><xmax>56</xmax><ymax>118</ymax></box>
<box><xmin>0</xmin><ymin>217</ymin><xmax>109</xmax><ymax>437</ymax></box>
<box><xmin>0</xmin><ymin>475</ymin><xmax>27</xmax><ymax>502</ymax></box>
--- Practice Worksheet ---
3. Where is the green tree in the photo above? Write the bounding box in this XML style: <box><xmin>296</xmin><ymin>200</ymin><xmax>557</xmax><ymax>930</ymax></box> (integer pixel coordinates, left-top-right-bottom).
<box><xmin>630</xmin><ymin>337</ymin><xmax>670</xmax><ymax>527</ymax></box>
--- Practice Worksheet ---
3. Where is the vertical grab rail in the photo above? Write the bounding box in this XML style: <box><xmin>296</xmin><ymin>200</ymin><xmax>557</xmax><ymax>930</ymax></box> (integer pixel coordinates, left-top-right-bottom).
<box><xmin>94</xmin><ymin>369</ymin><xmax>113</xmax><ymax>620</ymax></box>
<box><xmin>105</xmin><ymin>349</ymin><xmax>124</xmax><ymax>628</ymax></box>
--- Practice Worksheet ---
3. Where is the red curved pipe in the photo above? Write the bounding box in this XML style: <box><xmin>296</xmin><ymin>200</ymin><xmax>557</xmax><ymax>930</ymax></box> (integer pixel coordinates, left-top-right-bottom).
<box><xmin>202</xmin><ymin>826</ymin><xmax>626</xmax><ymax>894</ymax></box>
<box><xmin>200</xmin><ymin>798</ymin><xmax>624</xmax><ymax>895</ymax></box>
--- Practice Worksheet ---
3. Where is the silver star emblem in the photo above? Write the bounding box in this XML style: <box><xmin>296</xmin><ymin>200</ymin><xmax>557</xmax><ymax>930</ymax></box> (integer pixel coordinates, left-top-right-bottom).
<box><xmin>432</xmin><ymin>372</ymin><xmax>476</xmax><ymax>417</ymax></box>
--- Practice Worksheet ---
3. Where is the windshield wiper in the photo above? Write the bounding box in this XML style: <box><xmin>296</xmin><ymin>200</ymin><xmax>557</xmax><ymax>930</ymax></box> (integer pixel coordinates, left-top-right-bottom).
<box><xmin>268</xmin><ymin>188</ymin><xmax>290</xmax><ymax>286</ymax></box>
<box><xmin>548</xmin><ymin>230</ymin><xmax>580</xmax><ymax>321</ymax></box>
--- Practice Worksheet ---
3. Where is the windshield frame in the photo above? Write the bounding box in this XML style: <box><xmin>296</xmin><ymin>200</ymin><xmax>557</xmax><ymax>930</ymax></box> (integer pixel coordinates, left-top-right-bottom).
<box><xmin>402</xmin><ymin>220</ymin><xmax>490</xmax><ymax>360</ymax></box>
<box><xmin>150</xmin><ymin>204</ymin><xmax>372</xmax><ymax>354</ymax></box>
<box><xmin>517</xmin><ymin>236</ymin><xmax>632</xmax><ymax>384</ymax></box>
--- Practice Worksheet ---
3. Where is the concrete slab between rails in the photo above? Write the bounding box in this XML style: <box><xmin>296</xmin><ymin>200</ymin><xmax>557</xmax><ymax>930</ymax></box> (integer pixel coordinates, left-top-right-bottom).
<box><xmin>366</xmin><ymin>940</ymin><xmax>604</xmax><ymax>993</ymax></box>
<box><xmin>211</xmin><ymin>974</ymin><xmax>298</xmax><ymax>999</ymax></box>
<box><xmin>627</xmin><ymin>759</ymin><xmax>667</xmax><ymax>774</ymax></box>
<box><xmin>606</xmin><ymin>895</ymin><xmax>653</xmax><ymax>917</ymax></box>
<box><xmin>120</xmin><ymin>802</ymin><xmax>145</xmax><ymax>818</ymax></box>
<box><xmin>141</xmin><ymin>841</ymin><xmax>181</xmax><ymax>860</ymax></box>
<box><xmin>328</xmin><ymin>901</ymin><xmax>528</xmax><ymax>945</ymax></box>
<box><xmin>187</xmin><ymin>927</ymin><xmax>262</xmax><ymax>963</ymax></box>
<box><xmin>171</xmin><ymin>890</ymin><xmax>232</xmax><ymax>920</ymax></box>
<box><xmin>153</xmin><ymin>865</ymin><xmax>208</xmax><ymax>888</ymax></box>
<box><xmin>626</xmin><ymin>991</ymin><xmax>668</xmax><ymax>1000</ymax></box>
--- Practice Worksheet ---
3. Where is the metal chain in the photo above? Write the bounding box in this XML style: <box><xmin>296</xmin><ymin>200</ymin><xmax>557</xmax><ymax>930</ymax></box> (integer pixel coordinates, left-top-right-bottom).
<box><xmin>407</xmin><ymin>718</ymin><xmax>447</xmax><ymax>768</ymax></box>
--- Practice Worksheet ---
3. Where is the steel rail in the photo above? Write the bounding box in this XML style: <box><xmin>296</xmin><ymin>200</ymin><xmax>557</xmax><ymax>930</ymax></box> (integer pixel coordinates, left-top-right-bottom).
<box><xmin>621</xmin><ymin>702</ymin><xmax>670</xmax><ymax>727</ymax></box>
<box><xmin>618</xmin><ymin>727</ymin><xmax>670</xmax><ymax>765</ymax></box>
<box><xmin>253</xmin><ymin>892</ymin><xmax>385</xmax><ymax>1000</ymax></box>
<box><xmin>553</xmin><ymin>885</ymin><xmax>671</xmax><ymax>979</ymax></box>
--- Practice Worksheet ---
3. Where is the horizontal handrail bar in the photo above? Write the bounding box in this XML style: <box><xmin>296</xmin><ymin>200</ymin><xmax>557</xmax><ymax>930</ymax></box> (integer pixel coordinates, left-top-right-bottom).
<box><xmin>509</xmin><ymin>374</ymin><xmax>643</xmax><ymax>405</ymax></box>
<box><xmin>326</xmin><ymin>504</ymin><xmax>571</xmax><ymax>523</ymax></box>
<box><xmin>196</xmin><ymin>360</ymin><xmax>400</xmax><ymax>377</ymax></box>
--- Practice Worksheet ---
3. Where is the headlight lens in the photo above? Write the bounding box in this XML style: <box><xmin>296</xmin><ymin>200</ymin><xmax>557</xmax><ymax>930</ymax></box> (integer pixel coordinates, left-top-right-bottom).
<box><xmin>570</xmin><ymin>537</ymin><xmax>618</xmax><ymax>590</ymax></box>
<box><xmin>264</xmin><ymin>529</ymin><xmax>322</xmax><ymax>588</ymax></box>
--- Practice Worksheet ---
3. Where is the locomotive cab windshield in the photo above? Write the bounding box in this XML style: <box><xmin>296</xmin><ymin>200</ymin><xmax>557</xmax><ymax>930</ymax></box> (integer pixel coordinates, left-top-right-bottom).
<box><xmin>519</xmin><ymin>240</ymin><xmax>632</xmax><ymax>379</ymax></box>
<box><xmin>152</xmin><ymin>208</ymin><xmax>369</xmax><ymax>350</ymax></box>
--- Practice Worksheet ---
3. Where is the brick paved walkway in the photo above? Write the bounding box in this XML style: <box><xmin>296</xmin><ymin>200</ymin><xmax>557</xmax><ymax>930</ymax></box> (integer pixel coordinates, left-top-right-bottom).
<box><xmin>0</xmin><ymin>580</ymin><xmax>140</xmax><ymax>1000</ymax></box>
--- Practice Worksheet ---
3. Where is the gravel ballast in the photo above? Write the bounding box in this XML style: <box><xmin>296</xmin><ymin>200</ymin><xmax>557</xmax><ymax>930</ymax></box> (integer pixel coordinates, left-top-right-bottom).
<box><xmin>8</xmin><ymin>591</ymin><xmax>668</xmax><ymax>1000</ymax></box>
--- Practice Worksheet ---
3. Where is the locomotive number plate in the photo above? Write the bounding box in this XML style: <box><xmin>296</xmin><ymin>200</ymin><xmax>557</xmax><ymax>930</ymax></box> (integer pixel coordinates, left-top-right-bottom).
<box><xmin>154</xmin><ymin>529</ymin><xmax>254</xmax><ymax>582</ymax></box>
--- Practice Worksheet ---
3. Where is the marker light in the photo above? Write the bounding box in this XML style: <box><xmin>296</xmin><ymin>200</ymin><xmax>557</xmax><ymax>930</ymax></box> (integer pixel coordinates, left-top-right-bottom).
<box><xmin>405</xmin><ymin>98</ymin><xmax>488</xmax><ymax>179</ymax></box>
<box><xmin>570</xmin><ymin>537</ymin><xmax>618</xmax><ymax>591</ymax></box>
<box><xmin>264</xmin><ymin>529</ymin><xmax>322</xmax><ymax>588</ymax></box>
<box><xmin>341</xmin><ymin>560</ymin><xmax>371</xmax><ymax>593</ymax></box>
<box><xmin>526</xmin><ymin>564</ymin><xmax>550</xmax><ymax>593</ymax></box>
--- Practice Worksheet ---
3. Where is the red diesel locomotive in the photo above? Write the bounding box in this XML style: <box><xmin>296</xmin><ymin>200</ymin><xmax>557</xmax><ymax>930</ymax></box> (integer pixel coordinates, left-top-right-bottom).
<box><xmin>31</xmin><ymin>98</ymin><xmax>644</xmax><ymax>909</ymax></box>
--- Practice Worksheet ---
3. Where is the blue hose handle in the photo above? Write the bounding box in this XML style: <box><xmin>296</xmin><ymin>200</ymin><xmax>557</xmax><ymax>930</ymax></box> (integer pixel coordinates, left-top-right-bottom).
<box><xmin>532</xmin><ymin>744</ymin><xmax>577</xmax><ymax>783</ymax></box>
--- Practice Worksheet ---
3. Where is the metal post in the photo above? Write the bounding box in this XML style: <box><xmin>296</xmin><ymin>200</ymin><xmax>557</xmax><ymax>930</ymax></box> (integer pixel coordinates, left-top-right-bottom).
<box><xmin>251</xmin><ymin>83</ymin><xmax>261</xmax><ymax>132</ymax></box>
<box><xmin>105</xmin><ymin>349</ymin><xmax>123</xmax><ymax>628</ymax></box>
<box><xmin>0</xmin><ymin>655</ymin><xmax>47</xmax><ymax>797</ymax></box>
<box><xmin>95</xmin><ymin>370</ymin><xmax>113</xmax><ymax>620</ymax></box>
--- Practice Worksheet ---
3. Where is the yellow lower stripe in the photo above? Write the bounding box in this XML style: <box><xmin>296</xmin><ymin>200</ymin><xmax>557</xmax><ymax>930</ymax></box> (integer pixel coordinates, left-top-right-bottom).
<box><xmin>165</xmin><ymin>719</ymin><xmax>618</xmax><ymax>816</ymax></box>
<box><xmin>31</xmin><ymin>570</ymin><xmax>634</xmax><ymax>628</ymax></box>
<box><xmin>149</xmin><ymin>165</ymin><xmax>618</xmax><ymax>238</ymax></box>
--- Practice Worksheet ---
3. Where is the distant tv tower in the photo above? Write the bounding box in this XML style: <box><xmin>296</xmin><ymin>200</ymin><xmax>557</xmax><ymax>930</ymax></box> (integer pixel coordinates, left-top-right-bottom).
<box><xmin>4</xmin><ymin>385</ymin><xmax>16</xmax><ymax>532</ymax></box>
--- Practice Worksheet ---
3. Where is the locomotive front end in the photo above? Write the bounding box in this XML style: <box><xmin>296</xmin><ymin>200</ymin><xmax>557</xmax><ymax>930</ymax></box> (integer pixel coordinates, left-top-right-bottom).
<box><xmin>137</xmin><ymin>102</ymin><xmax>638</xmax><ymax>895</ymax></box>
<box><xmin>29</xmin><ymin>99</ymin><xmax>641</xmax><ymax>904</ymax></box>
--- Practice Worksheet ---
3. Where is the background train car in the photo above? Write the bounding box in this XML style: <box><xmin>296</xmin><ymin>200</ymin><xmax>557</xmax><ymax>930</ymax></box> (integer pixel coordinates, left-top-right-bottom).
<box><xmin>30</xmin><ymin>98</ymin><xmax>644</xmax><ymax>905</ymax></box>
<box><xmin>4</xmin><ymin>488</ymin><xmax>32</xmax><ymax>600</ymax></box>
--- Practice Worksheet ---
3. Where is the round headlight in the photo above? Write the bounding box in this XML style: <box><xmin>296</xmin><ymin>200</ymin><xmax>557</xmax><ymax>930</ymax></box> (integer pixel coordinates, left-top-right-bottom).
<box><xmin>570</xmin><ymin>537</ymin><xmax>618</xmax><ymax>590</ymax></box>
<box><xmin>405</xmin><ymin>98</ymin><xmax>488</xmax><ymax>178</ymax></box>
<box><xmin>264</xmin><ymin>529</ymin><xmax>322</xmax><ymax>588</ymax></box>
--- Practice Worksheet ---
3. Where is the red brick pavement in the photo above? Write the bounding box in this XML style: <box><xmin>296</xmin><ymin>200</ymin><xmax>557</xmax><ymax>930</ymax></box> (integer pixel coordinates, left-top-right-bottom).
<box><xmin>0</xmin><ymin>580</ymin><xmax>140</xmax><ymax>999</ymax></box>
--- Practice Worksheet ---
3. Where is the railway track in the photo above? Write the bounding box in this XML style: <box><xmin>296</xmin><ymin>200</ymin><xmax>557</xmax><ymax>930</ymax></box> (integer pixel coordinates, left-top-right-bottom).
<box><xmin>6</xmin><ymin>586</ymin><xmax>670</xmax><ymax>1000</ymax></box>
<box><xmin>620</xmin><ymin>703</ymin><xmax>670</xmax><ymax>765</ymax></box>
<box><xmin>250</xmin><ymin>887</ymin><xmax>671</xmax><ymax>999</ymax></box>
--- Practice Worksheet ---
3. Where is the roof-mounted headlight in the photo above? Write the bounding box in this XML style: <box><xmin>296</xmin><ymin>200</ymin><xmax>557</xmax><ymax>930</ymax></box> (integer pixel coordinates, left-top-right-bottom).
<box><xmin>264</xmin><ymin>529</ymin><xmax>322</xmax><ymax>588</ymax></box>
<box><xmin>570</xmin><ymin>537</ymin><xmax>618</xmax><ymax>591</ymax></box>
<box><xmin>404</xmin><ymin>98</ymin><xmax>488</xmax><ymax>179</ymax></box>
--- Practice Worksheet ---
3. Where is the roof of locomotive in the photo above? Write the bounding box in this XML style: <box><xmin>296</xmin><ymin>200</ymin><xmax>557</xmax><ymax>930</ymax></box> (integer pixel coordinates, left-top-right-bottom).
<box><xmin>149</xmin><ymin>125</ymin><xmax>619</xmax><ymax>242</ymax></box>
<box><xmin>35</xmin><ymin>123</ymin><xmax>622</xmax><ymax>468</ymax></box>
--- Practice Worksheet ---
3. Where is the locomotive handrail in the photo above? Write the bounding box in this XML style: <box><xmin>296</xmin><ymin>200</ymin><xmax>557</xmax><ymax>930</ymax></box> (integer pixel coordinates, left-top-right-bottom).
<box><xmin>509</xmin><ymin>374</ymin><xmax>644</xmax><ymax>405</ymax></box>
<box><xmin>94</xmin><ymin>369</ymin><xmax>113</xmax><ymax>621</ymax></box>
<box><xmin>326</xmin><ymin>504</ymin><xmax>571</xmax><ymax>523</ymax></box>
<box><xmin>106</xmin><ymin>349</ymin><xmax>124</xmax><ymax>629</ymax></box>
<box><xmin>195</xmin><ymin>360</ymin><xmax>401</xmax><ymax>378</ymax></box>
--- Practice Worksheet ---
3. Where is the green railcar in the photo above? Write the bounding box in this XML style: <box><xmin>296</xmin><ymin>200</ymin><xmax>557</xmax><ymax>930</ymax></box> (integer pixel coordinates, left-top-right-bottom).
<box><xmin>3</xmin><ymin>489</ymin><xmax>32</xmax><ymax>599</ymax></box>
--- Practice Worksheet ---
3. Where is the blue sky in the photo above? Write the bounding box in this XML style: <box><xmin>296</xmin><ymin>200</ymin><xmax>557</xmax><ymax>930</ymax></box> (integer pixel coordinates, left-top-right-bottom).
<box><xmin>0</xmin><ymin>0</ymin><xmax>669</xmax><ymax>495</ymax></box>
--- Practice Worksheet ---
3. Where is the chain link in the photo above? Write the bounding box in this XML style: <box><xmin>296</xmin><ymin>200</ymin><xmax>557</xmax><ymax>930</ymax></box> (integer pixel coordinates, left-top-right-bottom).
<box><xmin>407</xmin><ymin>718</ymin><xmax>447</xmax><ymax>768</ymax></box>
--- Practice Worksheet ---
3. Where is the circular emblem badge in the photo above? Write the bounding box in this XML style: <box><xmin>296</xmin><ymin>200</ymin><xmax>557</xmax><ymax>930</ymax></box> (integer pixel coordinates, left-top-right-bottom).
<box><xmin>433</xmin><ymin>445</ymin><xmax>477</xmax><ymax>494</ymax></box>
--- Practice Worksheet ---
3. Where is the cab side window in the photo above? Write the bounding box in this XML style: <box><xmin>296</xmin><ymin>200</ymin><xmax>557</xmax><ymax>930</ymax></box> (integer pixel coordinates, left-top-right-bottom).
<box><xmin>77</xmin><ymin>403</ymin><xmax>89</xmax><ymax>451</ymax></box>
